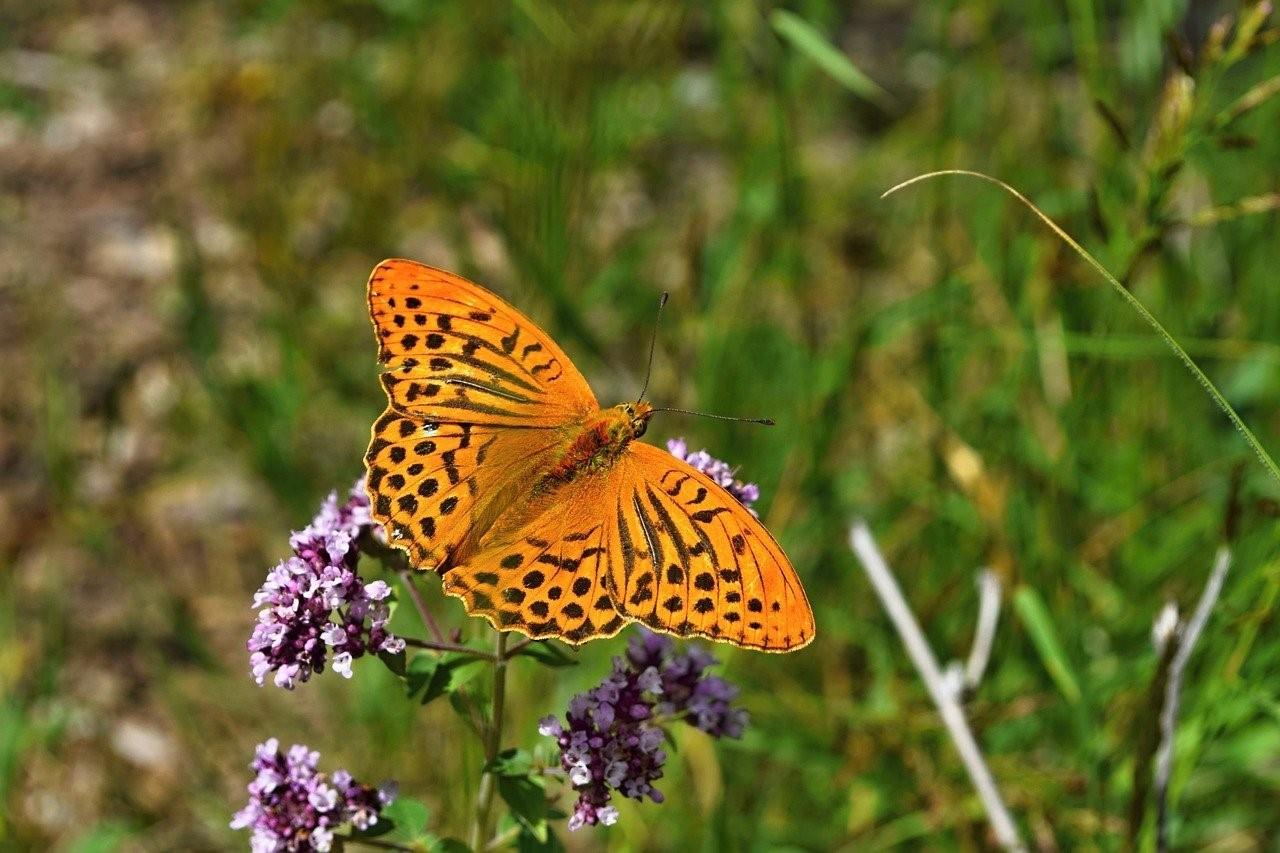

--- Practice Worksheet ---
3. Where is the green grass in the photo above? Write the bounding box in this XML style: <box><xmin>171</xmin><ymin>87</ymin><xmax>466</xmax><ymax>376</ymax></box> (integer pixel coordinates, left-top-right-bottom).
<box><xmin>2</xmin><ymin>0</ymin><xmax>1279</xmax><ymax>849</ymax></box>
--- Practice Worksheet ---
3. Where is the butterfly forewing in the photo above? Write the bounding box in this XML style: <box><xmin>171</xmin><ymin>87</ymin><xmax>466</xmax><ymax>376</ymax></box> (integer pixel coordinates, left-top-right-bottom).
<box><xmin>611</xmin><ymin>443</ymin><xmax>814</xmax><ymax>651</ymax></box>
<box><xmin>366</xmin><ymin>259</ymin><xmax>597</xmax><ymax>569</ymax></box>
<box><xmin>368</xmin><ymin>259</ymin><xmax>597</xmax><ymax>428</ymax></box>
<box><xmin>365</xmin><ymin>413</ymin><xmax>564</xmax><ymax>570</ymax></box>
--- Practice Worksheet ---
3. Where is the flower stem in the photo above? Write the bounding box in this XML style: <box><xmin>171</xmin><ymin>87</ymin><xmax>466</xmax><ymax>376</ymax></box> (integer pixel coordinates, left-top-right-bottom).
<box><xmin>358</xmin><ymin>529</ymin><xmax>448</xmax><ymax>643</ymax></box>
<box><xmin>469</xmin><ymin>630</ymin><xmax>509</xmax><ymax>852</ymax></box>
<box><xmin>504</xmin><ymin>636</ymin><xmax>535</xmax><ymax>657</ymax></box>
<box><xmin>344</xmin><ymin>837</ymin><xmax>414</xmax><ymax>850</ymax></box>
<box><xmin>398</xmin><ymin>568</ymin><xmax>446</xmax><ymax>643</ymax></box>
<box><xmin>401</xmin><ymin>637</ymin><xmax>497</xmax><ymax>661</ymax></box>
<box><xmin>485</xmin><ymin>824</ymin><xmax>522</xmax><ymax>850</ymax></box>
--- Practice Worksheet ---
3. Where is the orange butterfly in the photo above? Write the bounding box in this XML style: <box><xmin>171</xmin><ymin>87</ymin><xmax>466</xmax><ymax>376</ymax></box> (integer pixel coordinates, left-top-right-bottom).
<box><xmin>364</xmin><ymin>259</ymin><xmax>814</xmax><ymax>651</ymax></box>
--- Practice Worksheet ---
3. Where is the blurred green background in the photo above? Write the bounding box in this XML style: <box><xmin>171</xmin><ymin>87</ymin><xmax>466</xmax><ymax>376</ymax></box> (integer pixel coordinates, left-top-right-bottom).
<box><xmin>2</xmin><ymin>0</ymin><xmax>1279</xmax><ymax>850</ymax></box>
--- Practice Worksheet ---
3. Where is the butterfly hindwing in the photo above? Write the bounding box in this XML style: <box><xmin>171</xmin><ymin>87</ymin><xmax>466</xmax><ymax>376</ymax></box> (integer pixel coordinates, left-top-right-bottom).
<box><xmin>610</xmin><ymin>443</ymin><xmax>814</xmax><ymax>651</ymax></box>
<box><xmin>368</xmin><ymin>258</ymin><xmax>597</xmax><ymax>428</ymax></box>
<box><xmin>441</xmin><ymin>477</ymin><xmax>627</xmax><ymax>643</ymax></box>
<box><xmin>438</xmin><ymin>442</ymin><xmax>814</xmax><ymax>651</ymax></box>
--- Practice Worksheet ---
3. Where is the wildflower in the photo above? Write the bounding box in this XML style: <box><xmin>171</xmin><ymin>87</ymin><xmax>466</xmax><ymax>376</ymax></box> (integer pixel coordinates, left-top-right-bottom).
<box><xmin>665</xmin><ymin>437</ymin><xmax>760</xmax><ymax>512</ymax></box>
<box><xmin>540</xmin><ymin>629</ymin><xmax>749</xmax><ymax>830</ymax></box>
<box><xmin>230</xmin><ymin>739</ymin><xmax>396</xmax><ymax>852</ymax></box>
<box><xmin>248</xmin><ymin>480</ymin><xmax>403</xmax><ymax>689</ymax></box>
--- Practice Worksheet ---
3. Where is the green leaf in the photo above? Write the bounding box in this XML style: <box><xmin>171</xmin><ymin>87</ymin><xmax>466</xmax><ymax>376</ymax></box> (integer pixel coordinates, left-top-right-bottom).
<box><xmin>403</xmin><ymin>653</ymin><xmax>439</xmax><ymax>697</ymax></box>
<box><xmin>379</xmin><ymin>647</ymin><xmax>407</xmax><ymax>677</ymax></box>
<box><xmin>498</xmin><ymin>774</ymin><xmax>549</xmax><ymax>841</ymax></box>
<box><xmin>514</xmin><ymin>641</ymin><xmax>578</xmax><ymax>668</ymax></box>
<box><xmin>1013</xmin><ymin>586</ymin><xmax>1083</xmax><ymax>704</ymax></box>
<box><xmin>487</xmin><ymin>747</ymin><xmax>534</xmax><ymax>777</ymax></box>
<box><xmin>770</xmin><ymin>10</ymin><xmax>891</xmax><ymax>106</ymax></box>
<box><xmin>436</xmin><ymin>839</ymin><xmax>471</xmax><ymax>853</ymax></box>
<box><xmin>448</xmin><ymin>691</ymin><xmax>480</xmax><ymax>734</ymax></box>
<box><xmin>384</xmin><ymin>797</ymin><xmax>431</xmax><ymax>832</ymax></box>
<box><xmin>359</xmin><ymin>797</ymin><xmax>434</xmax><ymax>846</ymax></box>
<box><xmin>517</xmin><ymin>822</ymin><xmax>563</xmax><ymax>853</ymax></box>
<box><xmin>404</xmin><ymin>653</ymin><xmax>486</xmax><ymax>706</ymax></box>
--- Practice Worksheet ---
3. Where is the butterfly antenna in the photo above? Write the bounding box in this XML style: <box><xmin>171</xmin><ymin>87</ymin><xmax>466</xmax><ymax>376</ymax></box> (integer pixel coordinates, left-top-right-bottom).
<box><xmin>649</xmin><ymin>407</ymin><xmax>775</xmax><ymax>426</ymax></box>
<box><xmin>636</xmin><ymin>291</ymin><xmax>669</xmax><ymax>405</ymax></box>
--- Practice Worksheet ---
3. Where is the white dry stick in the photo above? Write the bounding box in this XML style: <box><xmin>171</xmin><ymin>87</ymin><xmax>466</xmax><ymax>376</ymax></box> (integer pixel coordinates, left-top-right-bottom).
<box><xmin>942</xmin><ymin>569</ymin><xmax>1003</xmax><ymax>700</ymax></box>
<box><xmin>849</xmin><ymin>521</ymin><xmax>1026</xmax><ymax>852</ymax></box>
<box><xmin>965</xmin><ymin>569</ymin><xmax>1003</xmax><ymax>693</ymax></box>
<box><xmin>1153</xmin><ymin>545</ymin><xmax>1232</xmax><ymax>853</ymax></box>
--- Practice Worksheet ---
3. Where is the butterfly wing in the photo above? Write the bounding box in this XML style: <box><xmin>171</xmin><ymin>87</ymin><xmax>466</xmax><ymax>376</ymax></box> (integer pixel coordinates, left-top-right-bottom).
<box><xmin>366</xmin><ymin>412</ymin><xmax>566</xmax><ymax>570</ymax></box>
<box><xmin>442</xmin><ymin>441</ymin><xmax>814</xmax><ymax>651</ymax></box>
<box><xmin>365</xmin><ymin>259</ymin><xmax>596</xmax><ymax>570</ymax></box>
<box><xmin>368</xmin><ymin>258</ymin><xmax>597</xmax><ymax>427</ymax></box>
<box><xmin>610</xmin><ymin>442</ymin><xmax>814</xmax><ymax>651</ymax></box>
<box><xmin>442</xmin><ymin>474</ymin><xmax>628</xmax><ymax>643</ymax></box>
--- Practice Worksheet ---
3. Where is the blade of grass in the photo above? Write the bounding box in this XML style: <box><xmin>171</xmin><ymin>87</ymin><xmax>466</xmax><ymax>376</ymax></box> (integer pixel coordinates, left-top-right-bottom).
<box><xmin>882</xmin><ymin>170</ymin><xmax>1280</xmax><ymax>487</ymax></box>
<box><xmin>770</xmin><ymin>10</ymin><xmax>891</xmax><ymax>107</ymax></box>
<box><xmin>1012</xmin><ymin>586</ymin><xmax>1082</xmax><ymax>704</ymax></box>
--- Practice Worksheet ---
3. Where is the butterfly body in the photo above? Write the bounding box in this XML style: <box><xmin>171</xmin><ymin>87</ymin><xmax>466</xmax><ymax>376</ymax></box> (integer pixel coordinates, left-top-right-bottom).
<box><xmin>365</xmin><ymin>259</ymin><xmax>814</xmax><ymax>651</ymax></box>
<box><xmin>542</xmin><ymin>402</ymin><xmax>653</xmax><ymax>488</ymax></box>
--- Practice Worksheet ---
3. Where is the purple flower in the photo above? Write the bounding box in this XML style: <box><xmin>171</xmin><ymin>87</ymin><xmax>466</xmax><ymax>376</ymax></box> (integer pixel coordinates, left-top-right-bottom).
<box><xmin>248</xmin><ymin>480</ymin><xmax>403</xmax><ymax>689</ymax></box>
<box><xmin>230</xmin><ymin>739</ymin><xmax>396</xmax><ymax>852</ymax></box>
<box><xmin>540</xmin><ymin>629</ymin><xmax>749</xmax><ymax>830</ymax></box>
<box><xmin>666</xmin><ymin>438</ymin><xmax>760</xmax><ymax>513</ymax></box>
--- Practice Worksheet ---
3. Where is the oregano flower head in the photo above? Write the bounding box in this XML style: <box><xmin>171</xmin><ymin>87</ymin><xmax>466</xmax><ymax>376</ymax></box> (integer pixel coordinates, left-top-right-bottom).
<box><xmin>539</xmin><ymin>629</ymin><xmax>749</xmax><ymax>830</ymax></box>
<box><xmin>230</xmin><ymin>738</ymin><xmax>396</xmax><ymax>852</ymax></box>
<box><xmin>248</xmin><ymin>480</ymin><xmax>403</xmax><ymax>689</ymax></box>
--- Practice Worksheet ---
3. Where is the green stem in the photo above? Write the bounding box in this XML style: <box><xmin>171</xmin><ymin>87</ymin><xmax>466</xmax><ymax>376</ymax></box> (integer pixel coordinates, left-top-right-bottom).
<box><xmin>401</xmin><ymin>637</ymin><xmax>497</xmax><ymax>661</ymax></box>
<box><xmin>343</xmin><ymin>837</ymin><xmax>413</xmax><ymax>850</ymax></box>
<box><xmin>397</xmin><ymin>568</ymin><xmax>447</xmax><ymax>643</ymax></box>
<box><xmin>882</xmin><ymin>169</ymin><xmax>1280</xmax><ymax>486</ymax></box>
<box><xmin>485</xmin><ymin>824</ymin><xmax>522</xmax><ymax>850</ymax></box>
<box><xmin>504</xmin><ymin>636</ymin><xmax>536</xmax><ymax>657</ymax></box>
<box><xmin>469</xmin><ymin>630</ymin><xmax>509</xmax><ymax>852</ymax></box>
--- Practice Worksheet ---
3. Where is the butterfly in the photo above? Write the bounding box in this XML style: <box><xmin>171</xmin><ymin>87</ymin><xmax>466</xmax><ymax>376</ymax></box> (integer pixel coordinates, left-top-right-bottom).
<box><xmin>364</xmin><ymin>259</ymin><xmax>814</xmax><ymax>651</ymax></box>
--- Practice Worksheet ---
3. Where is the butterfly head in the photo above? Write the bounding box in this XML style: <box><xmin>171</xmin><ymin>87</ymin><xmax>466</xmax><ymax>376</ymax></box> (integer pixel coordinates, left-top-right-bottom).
<box><xmin>616</xmin><ymin>400</ymin><xmax>654</xmax><ymax>439</ymax></box>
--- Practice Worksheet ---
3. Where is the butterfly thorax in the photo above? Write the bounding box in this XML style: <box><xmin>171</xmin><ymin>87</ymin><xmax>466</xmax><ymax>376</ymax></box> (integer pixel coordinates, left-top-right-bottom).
<box><xmin>540</xmin><ymin>401</ymin><xmax>653</xmax><ymax>488</ymax></box>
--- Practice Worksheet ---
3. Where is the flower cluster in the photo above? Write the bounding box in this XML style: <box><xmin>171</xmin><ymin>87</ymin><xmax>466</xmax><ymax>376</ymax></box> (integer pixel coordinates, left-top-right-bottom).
<box><xmin>231</xmin><ymin>739</ymin><xmax>396</xmax><ymax>852</ymax></box>
<box><xmin>539</xmin><ymin>630</ymin><xmax>749</xmax><ymax>830</ymax></box>
<box><xmin>666</xmin><ymin>437</ymin><xmax>760</xmax><ymax>512</ymax></box>
<box><xmin>248</xmin><ymin>480</ymin><xmax>404</xmax><ymax>689</ymax></box>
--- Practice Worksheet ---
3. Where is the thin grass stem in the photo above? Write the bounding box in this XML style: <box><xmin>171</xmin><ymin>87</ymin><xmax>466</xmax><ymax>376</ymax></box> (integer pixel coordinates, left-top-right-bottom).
<box><xmin>881</xmin><ymin>169</ymin><xmax>1280</xmax><ymax>486</ymax></box>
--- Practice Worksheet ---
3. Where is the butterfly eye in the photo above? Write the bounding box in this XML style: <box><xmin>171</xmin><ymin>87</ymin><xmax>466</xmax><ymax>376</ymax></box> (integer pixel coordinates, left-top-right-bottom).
<box><xmin>632</xmin><ymin>418</ymin><xmax>648</xmax><ymax>438</ymax></box>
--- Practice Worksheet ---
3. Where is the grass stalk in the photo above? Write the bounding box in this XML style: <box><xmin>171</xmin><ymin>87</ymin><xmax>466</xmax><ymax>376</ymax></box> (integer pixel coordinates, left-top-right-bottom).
<box><xmin>881</xmin><ymin>169</ymin><xmax>1280</xmax><ymax>486</ymax></box>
